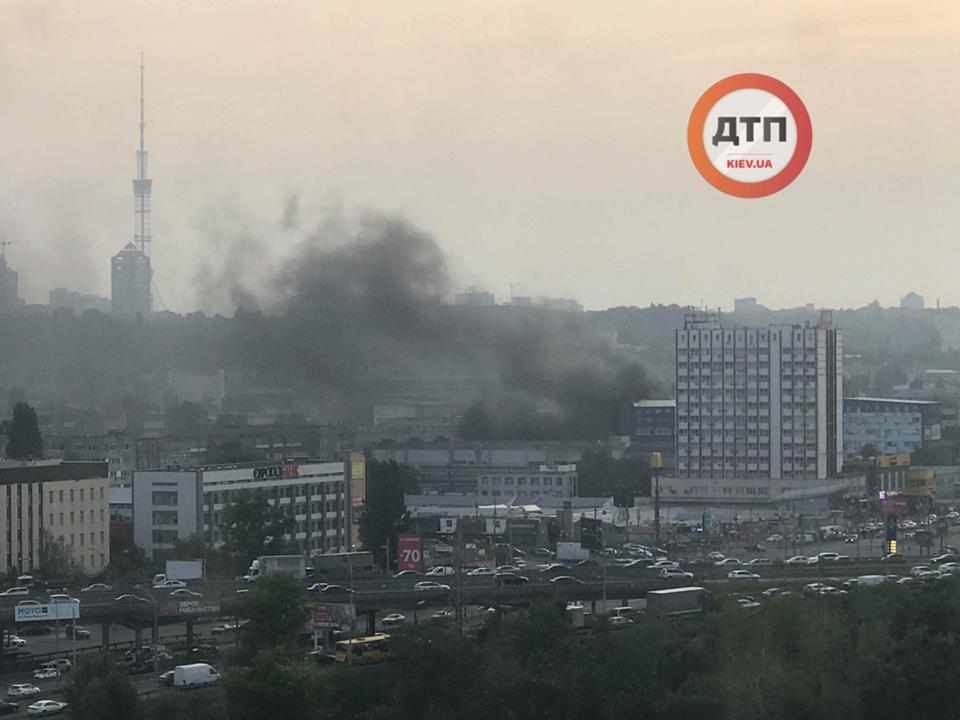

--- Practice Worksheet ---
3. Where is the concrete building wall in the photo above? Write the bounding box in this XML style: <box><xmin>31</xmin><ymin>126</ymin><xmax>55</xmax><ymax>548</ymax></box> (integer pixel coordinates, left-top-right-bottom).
<box><xmin>44</xmin><ymin>476</ymin><xmax>111</xmax><ymax>573</ymax></box>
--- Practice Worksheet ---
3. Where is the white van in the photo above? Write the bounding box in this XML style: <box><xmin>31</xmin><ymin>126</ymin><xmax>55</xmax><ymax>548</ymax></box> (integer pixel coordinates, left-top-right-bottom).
<box><xmin>856</xmin><ymin>574</ymin><xmax>890</xmax><ymax>587</ymax></box>
<box><xmin>173</xmin><ymin>663</ymin><xmax>221</xmax><ymax>689</ymax></box>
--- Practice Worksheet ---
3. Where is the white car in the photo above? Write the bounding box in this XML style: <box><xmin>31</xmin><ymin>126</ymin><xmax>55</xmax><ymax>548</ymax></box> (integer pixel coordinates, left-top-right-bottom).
<box><xmin>80</xmin><ymin>583</ymin><xmax>112</xmax><ymax>592</ymax></box>
<box><xmin>27</xmin><ymin>700</ymin><xmax>68</xmax><ymax>716</ymax></box>
<box><xmin>744</xmin><ymin>558</ymin><xmax>773</xmax><ymax>566</ymax></box>
<box><xmin>5</xmin><ymin>635</ymin><xmax>26</xmax><ymax>647</ymax></box>
<box><xmin>47</xmin><ymin>594</ymin><xmax>78</xmax><ymax>604</ymax></box>
<box><xmin>714</xmin><ymin>558</ymin><xmax>742</xmax><ymax>567</ymax></box>
<box><xmin>467</xmin><ymin>567</ymin><xmax>496</xmax><ymax>576</ymax></box>
<box><xmin>765</xmin><ymin>534</ymin><xmax>784</xmax><ymax>543</ymax></box>
<box><xmin>736</xmin><ymin>597</ymin><xmax>761</xmax><ymax>609</ymax></box>
<box><xmin>152</xmin><ymin>579</ymin><xmax>187</xmax><ymax>589</ymax></box>
<box><xmin>661</xmin><ymin>567</ymin><xmax>694</xmax><ymax>580</ymax></box>
<box><xmin>608</xmin><ymin>615</ymin><xmax>634</xmax><ymax>626</ymax></box>
<box><xmin>910</xmin><ymin>565</ymin><xmax>933</xmax><ymax>578</ymax></box>
<box><xmin>424</xmin><ymin>566</ymin><xmax>456</xmax><ymax>577</ymax></box>
<box><xmin>707</xmin><ymin>551</ymin><xmax>725</xmax><ymax>561</ymax></box>
<box><xmin>7</xmin><ymin>684</ymin><xmax>40</xmax><ymax>698</ymax></box>
<box><xmin>32</xmin><ymin>669</ymin><xmax>58</xmax><ymax>681</ymax></box>
<box><xmin>728</xmin><ymin>570</ymin><xmax>761</xmax><ymax>580</ymax></box>
<box><xmin>414</xmin><ymin>581</ymin><xmax>451</xmax><ymax>592</ymax></box>
<box><xmin>785</xmin><ymin>556</ymin><xmax>815</xmax><ymax>566</ymax></box>
<box><xmin>17</xmin><ymin>600</ymin><xmax>40</xmax><ymax>607</ymax></box>
<box><xmin>649</xmin><ymin>560</ymin><xmax>679</xmax><ymax>569</ymax></box>
<box><xmin>382</xmin><ymin>613</ymin><xmax>406</xmax><ymax>626</ymax></box>
<box><xmin>0</xmin><ymin>587</ymin><xmax>30</xmax><ymax>597</ymax></box>
<box><xmin>817</xmin><ymin>552</ymin><xmax>841</xmax><ymax>562</ymax></box>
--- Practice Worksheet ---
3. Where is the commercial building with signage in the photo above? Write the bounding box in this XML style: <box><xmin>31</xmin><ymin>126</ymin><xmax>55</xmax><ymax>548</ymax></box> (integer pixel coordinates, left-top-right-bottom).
<box><xmin>0</xmin><ymin>460</ymin><xmax>110</xmax><ymax>575</ymax></box>
<box><xmin>132</xmin><ymin>460</ymin><xmax>351</xmax><ymax>557</ymax></box>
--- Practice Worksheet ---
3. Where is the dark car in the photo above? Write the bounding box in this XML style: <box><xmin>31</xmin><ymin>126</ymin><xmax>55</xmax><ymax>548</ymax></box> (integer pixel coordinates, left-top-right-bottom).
<box><xmin>65</xmin><ymin>625</ymin><xmax>91</xmax><ymax>640</ymax></box>
<box><xmin>318</xmin><ymin>585</ymin><xmax>354</xmax><ymax>594</ymax></box>
<box><xmin>550</xmin><ymin>576</ymin><xmax>583</xmax><ymax>586</ymax></box>
<box><xmin>882</xmin><ymin>553</ymin><xmax>906</xmax><ymax>564</ymax></box>
<box><xmin>494</xmin><ymin>573</ymin><xmax>529</xmax><ymax>586</ymax></box>
<box><xmin>308</xmin><ymin>651</ymin><xmax>337</xmax><ymax>665</ymax></box>
<box><xmin>188</xmin><ymin>645</ymin><xmax>220</xmax><ymax>662</ymax></box>
<box><xmin>0</xmin><ymin>701</ymin><xmax>17</xmax><ymax>715</ymax></box>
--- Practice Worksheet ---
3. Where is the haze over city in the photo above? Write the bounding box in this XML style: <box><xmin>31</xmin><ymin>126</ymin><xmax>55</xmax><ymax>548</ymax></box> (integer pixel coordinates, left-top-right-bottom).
<box><xmin>2</xmin><ymin>1</ymin><xmax>958</xmax><ymax>313</ymax></box>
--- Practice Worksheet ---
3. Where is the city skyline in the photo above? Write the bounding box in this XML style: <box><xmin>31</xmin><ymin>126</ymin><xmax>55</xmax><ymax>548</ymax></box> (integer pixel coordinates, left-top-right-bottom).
<box><xmin>1</xmin><ymin>1</ymin><xmax>958</xmax><ymax>314</ymax></box>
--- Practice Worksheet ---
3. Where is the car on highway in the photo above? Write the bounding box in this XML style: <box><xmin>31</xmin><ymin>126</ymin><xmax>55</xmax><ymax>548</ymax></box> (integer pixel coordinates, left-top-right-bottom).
<box><xmin>158</xmin><ymin>670</ymin><xmax>175</xmax><ymax>687</ymax></box>
<box><xmin>785</xmin><ymin>555</ymin><xmax>816</xmax><ymax>566</ymax></box>
<box><xmin>17</xmin><ymin>600</ymin><xmax>40</xmax><ymax>607</ymax></box>
<box><xmin>910</xmin><ymin>565</ymin><xmax>933</xmax><ymax>578</ymax></box>
<box><xmin>818</xmin><ymin>586</ymin><xmax>848</xmax><ymax>596</ymax></box>
<box><xmin>382</xmin><ymin>613</ymin><xmax>406</xmax><ymax>626</ymax></box>
<box><xmin>494</xmin><ymin>573</ymin><xmax>529</xmax><ymax>586</ymax></box>
<box><xmin>533</xmin><ymin>548</ymin><xmax>557</xmax><ymax>559</ymax></box>
<box><xmin>802</xmin><ymin>583</ymin><xmax>834</xmax><ymax>596</ymax></box>
<box><xmin>414</xmin><ymin>581</ymin><xmax>451</xmax><ymax>592</ymax></box>
<box><xmin>152</xmin><ymin>579</ymin><xmax>187</xmax><ymax>590</ymax></box>
<box><xmin>765</xmin><ymin>534</ymin><xmax>784</xmax><ymax>543</ymax></box>
<box><xmin>80</xmin><ymin>583</ymin><xmax>112</xmax><ymax>592</ymax></box>
<box><xmin>0</xmin><ymin>701</ymin><xmax>18</xmax><ymax>715</ymax></box>
<box><xmin>431</xmin><ymin>610</ymin><xmax>453</xmax><ymax>621</ymax></box>
<box><xmin>939</xmin><ymin>562</ymin><xmax>960</xmax><ymax>575</ymax></box>
<box><xmin>817</xmin><ymin>552</ymin><xmax>843</xmax><ymax>563</ymax></box>
<box><xmin>736</xmin><ymin>597</ymin><xmax>761</xmax><ymax>609</ymax></box>
<box><xmin>6</xmin><ymin>685</ymin><xmax>40</xmax><ymax>699</ymax></box>
<box><xmin>64</xmin><ymin>625</ymin><xmax>90</xmax><ymax>640</ymax></box>
<box><xmin>31</xmin><ymin>669</ymin><xmax>58</xmax><ymax>681</ymax></box>
<box><xmin>467</xmin><ymin>567</ymin><xmax>497</xmax><ymax>576</ymax></box>
<box><xmin>744</xmin><ymin>558</ymin><xmax>773</xmax><ymax>566</ymax></box>
<box><xmin>114</xmin><ymin>594</ymin><xmax>150</xmax><ymax>604</ymax></box>
<box><xmin>40</xmin><ymin>660</ymin><xmax>71</xmax><ymax>674</ymax></box>
<box><xmin>931</xmin><ymin>553</ymin><xmax>960</xmax><ymax>565</ymax></box>
<box><xmin>660</xmin><ymin>567</ymin><xmax>694</xmax><ymax>580</ymax></box>
<box><xmin>188</xmin><ymin>645</ymin><xmax>219</xmax><ymax>662</ymax></box>
<box><xmin>0</xmin><ymin>587</ymin><xmax>30</xmax><ymax>597</ymax></box>
<box><xmin>169</xmin><ymin>588</ymin><xmax>203</xmax><ymax>598</ymax></box>
<box><xmin>649</xmin><ymin>560</ymin><xmax>679</xmax><ymax>569</ymax></box>
<box><xmin>761</xmin><ymin>587</ymin><xmax>785</xmax><ymax>598</ymax></box>
<box><xmin>47</xmin><ymin>594</ymin><xmax>79</xmax><ymax>604</ymax></box>
<box><xmin>27</xmin><ymin>700</ymin><xmax>68</xmax><ymax>716</ymax></box>
<box><xmin>549</xmin><ymin>575</ymin><xmax>583</xmax><ymax>586</ymax></box>
<box><xmin>707</xmin><ymin>551</ymin><xmax>725</xmax><ymax>561</ymax></box>
<box><xmin>608</xmin><ymin>615</ymin><xmax>634</xmax><ymax>627</ymax></box>
<box><xmin>882</xmin><ymin>552</ymin><xmax>906</xmax><ymax>563</ymax></box>
<box><xmin>318</xmin><ymin>585</ymin><xmax>354</xmax><ymax>594</ymax></box>
<box><xmin>391</xmin><ymin>570</ymin><xmax>419</xmax><ymax>579</ymax></box>
<box><xmin>714</xmin><ymin>558</ymin><xmax>742</xmax><ymax>567</ymax></box>
<box><xmin>424</xmin><ymin>566</ymin><xmax>456</xmax><ymax>577</ymax></box>
<box><xmin>728</xmin><ymin>570</ymin><xmax>760</xmax><ymax>580</ymax></box>
<box><xmin>4</xmin><ymin>635</ymin><xmax>26</xmax><ymax>648</ymax></box>
<box><xmin>306</xmin><ymin>583</ymin><xmax>329</xmax><ymax>593</ymax></box>
<box><xmin>538</xmin><ymin>563</ymin><xmax>571</xmax><ymax>575</ymax></box>
<box><xmin>842</xmin><ymin>534</ymin><xmax>858</xmax><ymax>543</ymax></box>
<box><xmin>211</xmin><ymin>620</ymin><xmax>248</xmax><ymax>636</ymax></box>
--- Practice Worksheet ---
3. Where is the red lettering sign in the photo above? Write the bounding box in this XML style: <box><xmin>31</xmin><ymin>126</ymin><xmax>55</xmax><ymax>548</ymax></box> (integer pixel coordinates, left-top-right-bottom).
<box><xmin>396</xmin><ymin>533</ymin><xmax>423</xmax><ymax>573</ymax></box>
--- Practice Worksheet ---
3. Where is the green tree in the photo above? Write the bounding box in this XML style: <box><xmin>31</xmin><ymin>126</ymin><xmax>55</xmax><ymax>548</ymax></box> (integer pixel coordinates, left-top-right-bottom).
<box><xmin>223</xmin><ymin>490</ymin><xmax>295</xmax><ymax>561</ymax></box>
<box><xmin>576</xmin><ymin>449</ymin><xmax>650</xmax><ymax>506</ymax></box>
<box><xmin>223</xmin><ymin>648</ymin><xmax>315</xmax><ymax>720</ymax></box>
<box><xmin>142</xmin><ymin>688</ymin><xmax>227</xmax><ymax>720</ymax></box>
<box><xmin>359</xmin><ymin>460</ymin><xmax>419</xmax><ymax>569</ymax></box>
<box><xmin>64</xmin><ymin>653</ymin><xmax>140</xmax><ymax>720</ymax></box>
<box><xmin>38</xmin><ymin>530</ymin><xmax>78</xmax><ymax>579</ymax></box>
<box><xmin>108</xmin><ymin>524</ymin><xmax>150</xmax><ymax>581</ymax></box>
<box><xmin>242</xmin><ymin>572</ymin><xmax>309</xmax><ymax>655</ymax></box>
<box><xmin>4</xmin><ymin>401</ymin><xmax>42</xmax><ymax>459</ymax></box>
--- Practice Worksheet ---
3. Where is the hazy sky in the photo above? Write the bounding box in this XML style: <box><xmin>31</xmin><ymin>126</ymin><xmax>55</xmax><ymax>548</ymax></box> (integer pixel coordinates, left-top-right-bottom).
<box><xmin>1</xmin><ymin>1</ymin><xmax>959</xmax><ymax>313</ymax></box>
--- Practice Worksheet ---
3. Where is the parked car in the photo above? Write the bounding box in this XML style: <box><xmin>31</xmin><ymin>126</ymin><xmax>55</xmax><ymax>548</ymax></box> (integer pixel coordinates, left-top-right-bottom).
<box><xmin>882</xmin><ymin>552</ymin><xmax>906</xmax><ymax>563</ymax></box>
<box><xmin>736</xmin><ymin>598</ymin><xmax>761</xmax><ymax>609</ymax></box>
<box><xmin>80</xmin><ymin>583</ymin><xmax>112</xmax><ymax>593</ymax></box>
<box><xmin>6</xmin><ymin>685</ymin><xmax>40</xmax><ymax>699</ymax></box>
<box><xmin>26</xmin><ymin>700</ymin><xmax>67</xmax><ymax>716</ymax></box>
<box><xmin>728</xmin><ymin>570</ymin><xmax>760</xmax><ymax>580</ymax></box>
<box><xmin>382</xmin><ymin>613</ymin><xmax>406</xmax><ymax>626</ymax></box>
<box><xmin>413</xmin><ymin>581</ymin><xmax>451</xmax><ymax>592</ymax></box>
<box><xmin>910</xmin><ymin>565</ymin><xmax>933</xmax><ymax>578</ymax></box>
<box><xmin>0</xmin><ymin>701</ymin><xmax>18</xmax><ymax>715</ymax></box>
<box><xmin>931</xmin><ymin>553</ymin><xmax>960</xmax><ymax>565</ymax></box>
<box><xmin>608</xmin><ymin>615</ymin><xmax>634</xmax><ymax>627</ymax></box>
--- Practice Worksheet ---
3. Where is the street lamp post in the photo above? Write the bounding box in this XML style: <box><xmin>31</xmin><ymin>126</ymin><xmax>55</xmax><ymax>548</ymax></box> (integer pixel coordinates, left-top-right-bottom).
<box><xmin>650</xmin><ymin>453</ymin><xmax>663</xmax><ymax>551</ymax></box>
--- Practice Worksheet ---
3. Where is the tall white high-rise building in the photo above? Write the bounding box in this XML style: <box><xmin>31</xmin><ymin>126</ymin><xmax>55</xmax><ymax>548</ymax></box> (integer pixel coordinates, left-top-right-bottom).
<box><xmin>675</xmin><ymin>312</ymin><xmax>842</xmax><ymax>480</ymax></box>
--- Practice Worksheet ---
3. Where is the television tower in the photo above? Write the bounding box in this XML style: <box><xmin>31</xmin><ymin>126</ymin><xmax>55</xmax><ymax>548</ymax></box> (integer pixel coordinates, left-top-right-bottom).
<box><xmin>133</xmin><ymin>52</ymin><xmax>152</xmax><ymax>254</ymax></box>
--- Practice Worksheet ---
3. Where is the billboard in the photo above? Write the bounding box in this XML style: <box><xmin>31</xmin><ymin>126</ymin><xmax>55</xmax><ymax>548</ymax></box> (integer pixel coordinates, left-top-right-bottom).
<box><xmin>580</xmin><ymin>517</ymin><xmax>603</xmax><ymax>550</ymax></box>
<box><xmin>396</xmin><ymin>533</ymin><xmax>424</xmax><ymax>573</ymax></box>
<box><xmin>312</xmin><ymin>602</ymin><xmax>356</xmax><ymax>630</ymax></box>
<box><xmin>15</xmin><ymin>602</ymin><xmax>79</xmax><ymax>623</ymax></box>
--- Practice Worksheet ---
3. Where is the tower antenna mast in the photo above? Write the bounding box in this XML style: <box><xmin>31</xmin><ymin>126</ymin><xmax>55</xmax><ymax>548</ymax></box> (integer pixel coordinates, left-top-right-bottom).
<box><xmin>133</xmin><ymin>52</ymin><xmax>152</xmax><ymax>255</ymax></box>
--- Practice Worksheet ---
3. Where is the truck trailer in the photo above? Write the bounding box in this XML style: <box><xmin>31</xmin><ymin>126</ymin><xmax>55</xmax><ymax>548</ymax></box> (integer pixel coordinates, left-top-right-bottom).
<box><xmin>645</xmin><ymin>587</ymin><xmax>706</xmax><ymax>617</ymax></box>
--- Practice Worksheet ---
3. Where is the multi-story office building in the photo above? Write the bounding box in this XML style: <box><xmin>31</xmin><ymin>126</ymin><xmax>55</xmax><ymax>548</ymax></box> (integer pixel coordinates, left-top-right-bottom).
<box><xmin>131</xmin><ymin>460</ymin><xmax>351</xmax><ymax>558</ymax></box>
<box><xmin>0</xmin><ymin>460</ymin><xmax>110</xmax><ymax>575</ymax></box>
<box><xmin>478</xmin><ymin>463</ymin><xmax>577</xmax><ymax>500</ymax></box>
<box><xmin>843</xmin><ymin>397</ymin><xmax>941</xmax><ymax>459</ymax></box>
<box><xmin>620</xmin><ymin>400</ymin><xmax>676</xmax><ymax>466</ymax></box>
<box><xmin>675</xmin><ymin>312</ymin><xmax>843</xmax><ymax>480</ymax></box>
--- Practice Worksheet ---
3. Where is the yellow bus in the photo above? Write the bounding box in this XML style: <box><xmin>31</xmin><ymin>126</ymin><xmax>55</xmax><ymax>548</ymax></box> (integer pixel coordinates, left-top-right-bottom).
<box><xmin>333</xmin><ymin>633</ymin><xmax>392</xmax><ymax>665</ymax></box>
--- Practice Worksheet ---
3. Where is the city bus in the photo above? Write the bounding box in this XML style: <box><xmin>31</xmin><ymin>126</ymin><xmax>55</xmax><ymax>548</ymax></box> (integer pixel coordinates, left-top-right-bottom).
<box><xmin>333</xmin><ymin>633</ymin><xmax>392</xmax><ymax>665</ymax></box>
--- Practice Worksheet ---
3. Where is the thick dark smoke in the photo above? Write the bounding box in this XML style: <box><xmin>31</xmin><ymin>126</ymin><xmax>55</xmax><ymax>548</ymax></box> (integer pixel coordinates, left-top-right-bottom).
<box><xmin>209</xmin><ymin>208</ymin><xmax>653</xmax><ymax>439</ymax></box>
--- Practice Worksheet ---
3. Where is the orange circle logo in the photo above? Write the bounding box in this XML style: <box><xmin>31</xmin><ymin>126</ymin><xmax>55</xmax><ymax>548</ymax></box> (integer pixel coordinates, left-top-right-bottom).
<box><xmin>688</xmin><ymin>74</ymin><xmax>812</xmax><ymax>198</ymax></box>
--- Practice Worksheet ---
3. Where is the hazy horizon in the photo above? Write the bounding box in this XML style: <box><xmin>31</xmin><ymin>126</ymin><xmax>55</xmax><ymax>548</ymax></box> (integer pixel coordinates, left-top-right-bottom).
<box><xmin>2</xmin><ymin>1</ymin><xmax>958</xmax><ymax>314</ymax></box>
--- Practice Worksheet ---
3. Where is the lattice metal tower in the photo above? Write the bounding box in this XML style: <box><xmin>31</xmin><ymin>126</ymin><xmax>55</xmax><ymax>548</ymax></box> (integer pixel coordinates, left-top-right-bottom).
<box><xmin>133</xmin><ymin>52</ymin><xmax>152</xmax><ymax>254</ymax></box>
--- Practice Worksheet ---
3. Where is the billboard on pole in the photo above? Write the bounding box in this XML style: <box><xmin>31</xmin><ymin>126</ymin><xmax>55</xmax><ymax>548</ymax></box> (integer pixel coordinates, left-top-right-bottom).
<box><xmin>312</xmin><ymin>603</ymin><xmax>355</xmax><ymax>630</ymax></box>
<box><xmin>15</xmin><ymin>603</ymin><xmax>80</xmax><ymax>623</ymax></box>
<box><xmin>396</xmin><ymin>533</ymin><xmax>423</xmax><ymax>573</ymax></box>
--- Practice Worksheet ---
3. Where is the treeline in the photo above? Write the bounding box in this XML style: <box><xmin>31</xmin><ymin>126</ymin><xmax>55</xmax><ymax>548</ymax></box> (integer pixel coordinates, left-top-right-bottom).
<box><xmin>69</xmin><ymin>574</ymin><xmax>960</xmax><ymax>720</ymax></box>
